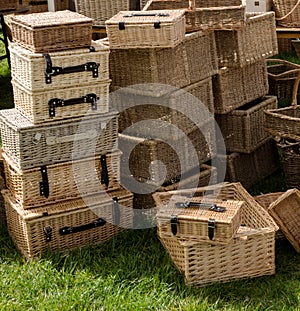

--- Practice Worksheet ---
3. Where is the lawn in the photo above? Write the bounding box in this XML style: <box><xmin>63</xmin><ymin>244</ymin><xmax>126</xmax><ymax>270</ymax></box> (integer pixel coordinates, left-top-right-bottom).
<box><xmin>0</xmin><ymin>33</ymin><xmax>300</xmax><ymax>310</ymax></box>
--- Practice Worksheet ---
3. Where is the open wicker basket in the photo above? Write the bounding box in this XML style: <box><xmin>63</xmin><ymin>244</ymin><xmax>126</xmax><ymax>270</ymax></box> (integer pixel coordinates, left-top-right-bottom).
<box><xmin>273</xmin><ymin>0</ymin><xmax>300</xmax><ymax>27</ymax></box>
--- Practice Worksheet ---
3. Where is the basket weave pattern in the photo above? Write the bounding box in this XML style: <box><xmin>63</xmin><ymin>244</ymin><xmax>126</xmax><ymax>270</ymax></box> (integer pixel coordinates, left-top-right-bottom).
<box><xmin>273</xmin><ymin>0</ymin><xmax>300</xmax><ymax>27</ymax></box>
<box><xmin>0</xmin><ymin>0</ymin><xmax>17</xmax><ymax>11</ymax></box>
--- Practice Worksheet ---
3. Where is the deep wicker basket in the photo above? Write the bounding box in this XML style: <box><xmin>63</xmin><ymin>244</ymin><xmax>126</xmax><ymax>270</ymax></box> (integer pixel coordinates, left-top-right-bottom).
<box><xmin>2</xmin><ymin>187</ymin><xmax>133</xmax><ymax>259</ymax></box>
<box><xmin>273</xmin><ymin>0</ymin><xmax>300</xmax><ymax>27</ymax></box>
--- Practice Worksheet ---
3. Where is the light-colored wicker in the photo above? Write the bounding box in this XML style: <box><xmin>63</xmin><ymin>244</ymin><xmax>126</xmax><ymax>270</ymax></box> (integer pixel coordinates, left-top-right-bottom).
<box><xmin>12</xmin><ymin>79</ymin><xmax>110</xmax><ymax>124</ymax></box>
<box><xmin>264</xmin><ymin>74</ymin><xmax>300</xmax><ymax>141</ymax></box>
<box><xmin>9</xmin><ymin>10</ymin><xmax>93</xmax><ymax>53</ymax></box>
<box><xmin>0</xmin><ymin>108</ymin><xmax>118</xmax><ymax>170</ymax></box>
<box><xmin>216</xmin><ymin>96</ymin><xmax>278</xmax><ymax>153</ymax></box>
<box><xmin>267</xmin><ymin>59</ymin><xmax>300</xmax><ymax>100</ymax></box>
<box><xmin>273</xmin><ymin>0</ymin><xmax>300</xmax><ymax>27</ymax></box>
<box><xmin>105</xmin><ymin>10</ymin><xmax>185</xmax><ymax>49</ymax></box>
<box><xmin>217</xmin><ymin>139</ymin><xmax>280</xmax><ymax>189</ymax></box>
<box><xmin>108</xmin><ymin>29</ymin><xmax>218</xmax><ymax>89</ymax></box>
<box><xmin>119</xmin><ymin>126</ymin><xmax>216</xmax><ymax>185</ymax></box>
<box><xmin>74</xmin><ymin>0</ymin><xmax>130</xmax><ymax>27</ymax></box>
<box><xmin>28</xmin><ymin>0</ymin><xmax>70</xmax><ymax>13</ymax></box>
<box><xmin>269</xmin><ymin>188</ymin><xmax>300</xmax><ymax>253</ymax></box>
<box><xmin>3</xmin><ymin>150</ymin><xmax>121</xmax><ymax>209</ymax></box>
<box><xmin>143</xmin><ymin>0</ymin><xmax>246</xmax><ymax>32</ymax></box>
<box><xmin>153</xmin><ymin>182</ymin><xmax>277</xmax><ymax>286</ymax></box>
<box><xmin>9</xmin><ymin>40</ymin><xmax>109</xmax><ymax>92</ymax></box>
<box><xmin>215</xmin><ymin>12</ymin><xmax>278</xmax><ymax>67</ymax></box>
<box><xmin>113</xmin><ymin>77</ymin><xmax>215</xmax><ymax>138</ymax></box>
<box><xmin>213</xmin><ymin>60</ymin><xmax>269</xmax><ymax>114</ymax></box>
<box><xmin>2</xmin><ymin>187</ymin><xmax>133</xmax><ymax>259</ymax></box>
<box><xmin>0</xmin><ymin>0</ymin><xmax>17</xmax><ymax>11</ymax></box>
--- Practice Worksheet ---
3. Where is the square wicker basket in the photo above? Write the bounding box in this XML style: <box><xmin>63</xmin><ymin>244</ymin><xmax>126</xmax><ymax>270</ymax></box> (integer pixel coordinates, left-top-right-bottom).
<box><xmin>0</xmin><ymin>108</ymin><xmax>118</xmax><ymax>170</ymax></box>
<box><xmin>2</xmin><ymin>187</ymin><xmax>133</xmax><ymax>259</ymax></box>
<box><xmin>105</xmin><ymin>10</ymin><xmax>186</xmax><ymax>49</ymax></box>
<box><xmin>9</xmin><ymin>10</ymin><xmax>93</xmax><ymax>53</ymax></box>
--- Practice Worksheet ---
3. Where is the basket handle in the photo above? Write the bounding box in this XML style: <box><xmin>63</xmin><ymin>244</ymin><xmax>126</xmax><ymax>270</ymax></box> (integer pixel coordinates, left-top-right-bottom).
<box><xmin>266</xmin><ymin>59</ymin><xmax>300</xmax><ymax>79</ymax></box>
<box><xmin>291</xmin><ymin>73</ymin><xmax>300</xmax><ymax>107</ymax></box>
<box><xmin>175</xmin><ymin>201</ymin><xmax>226</xmax><ymax>212</ymax></box>
<box><xmin>123</xmin><ymin>12</ymin><xmax>170</xmax><ymax>17</ymax></box>
<box><xmin>275</xmin><ymin>0</ymin><xmax>300</xmax><ymax>21</ymax></box>
<box><xmin>59</xmin><ymin>218</ymin><xmax>107</xmax><ymax>236</ymax></box>
<box><xmin>44</xmin><ymin>129</ymin><xmax>98</xmax><ymax>145</ymax></box>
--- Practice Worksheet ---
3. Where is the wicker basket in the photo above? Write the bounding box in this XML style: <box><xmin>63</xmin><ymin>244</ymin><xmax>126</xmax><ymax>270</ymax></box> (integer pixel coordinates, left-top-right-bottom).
<box><xmin>3</xmin><ymin>150</ymin><xmax>121</xmax><ymax>209</ymax></box>
<box><xmin>153</xmin><ymin>182</ymin><xmax>277</xmax><ymax>286</ymax></box>
<box><xmin>105</xmin><ymin>10</ymin><xmax>185</xmax><ymax>49</ymax></box>
<box><xmin>9</xmin><ymin>10</ymin><xmax>93</xmax><ymax>53</ymax></box>
<box><xmin>2</xmin><ymin>187</ymin><xmax>133</xmax><ymax>259</ymax></box>
<box><xmin>12</xmin><ymin>79</ymin><xmax>110</xmax><ymax>124</ymax></box>
<box><xmin>213</xmin><ymin>60</ymin><xmax>269</xmax><ymax>114</ymax></box>
<box><xmin>28</xmin><ymin>0</ymin><xmax>70</xmax><ymax>13</ymax></box>
<box><xmin>267</xmin><ymin>59</ymin><xmax>300</xmax><ymax>101</ymax></box>
<box><xmin>216</xmin><ymin>96</ymin><xmax>278</xmax><ymax>153</ymax></box>
<box><xmin>268</xmin><ymin>189</ymin><xmax>300</xmax><ymax>253</ymax></box>
<box><xmin>215</xmin><ymin>12</ymin><xmax>278</xmax><ymax>68</ymax></box>
<box><xmin>9</xmin><ymin>40</ymin><xmax>109</xmax><ymax>92</ymax></box>
<box><xmin>264</xmin><ymin>74</ymin><xmax>300</xmax><ymax>141</ymax></box>
<box><xmin>0</xmin><ymin>0</ymin><xmax>17</xmax><ymax>11</ymax></box>
<box><xmin>143</xmin><ymin>0</ymin><xmax>246</xmax><ymax>32</ymax></box>
<box><xmin>108</xmin><ymin>30</ymin><xmax>218</xmax><ymax>89</ymax></box>
<box><xmin>292</xmin><ymin>39</ymin><xmax>300</xmax><ymax>60</ymax></box>
<box><xmin>74</xmin><ymin>0</ymin><xmax>130</xmax><ymax>27</ymax></box>
<box><xmin>217</xmin><ymin>139</ymin><xmax>280</xmax><ymax>189</ymax></box>
<box><xmin>273</xmin><ymin>0</ymin><xmax>300</xmax><ymax>27</ymax></box>
<box><xmin>0</xmin><ymin>108</ymin><xmax>118</xmax><ymax>170</ymax></box>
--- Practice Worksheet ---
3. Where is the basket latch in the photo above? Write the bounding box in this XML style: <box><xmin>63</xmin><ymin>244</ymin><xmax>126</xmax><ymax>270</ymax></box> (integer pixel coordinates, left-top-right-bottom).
<box><xmin>208</xmin><ymin>218</ymin><xmax>215</xmax><ymax>240</ymax></box>
<box><xmin>170</xmin><ymin>215</ymin><xmax>178</xmax><ymax>236</ymax></box>
<box><xmin>43</xmin><ymin>225</ymin><xmax>53</xmax><ymax>242</ymax></box>
<box><xmin>154</xmin><ymin>21</ymin><xmax>160</xmax><ymax>29</ymax></box>
<box><xmin>59</xmin><ymin>218</ymin><xmax>107</xmax><ymax>236</ymax></box>
<box><xmin>40</xmin><ymin>165</ymin><xmax>49</xmax><ymax>198</ymax></box>
<box><xmin>101</xmin><ymin>154</ymin><xmax>109</xmax><ymax>188</ymax></box>
<box><xmin>112</xmin><ymin>196</ymin><xmax>120</xmax><ymax>226</ymax></box>
<box><xmin>119</xmin><ymin>22</ymin><xmax>125</xmax><ymax>30</ymax></box>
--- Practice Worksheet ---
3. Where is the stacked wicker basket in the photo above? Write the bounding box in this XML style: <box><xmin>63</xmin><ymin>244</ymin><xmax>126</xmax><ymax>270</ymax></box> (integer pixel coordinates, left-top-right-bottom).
<box><xmin>0</xmin><ymin>10</ymin><xmax>134</xmax><ymax>259</ymax></box>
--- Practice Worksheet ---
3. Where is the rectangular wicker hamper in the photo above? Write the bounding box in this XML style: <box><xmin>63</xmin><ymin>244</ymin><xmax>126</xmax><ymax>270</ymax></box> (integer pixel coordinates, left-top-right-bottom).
<box><xmin>0</xmin><ymin>108</ymin><xmax>118</xmax><ymax>170</ymax></box>
<box><xmin>143</xmin><ymin>0</ymin><xmax>246</xmax><ymax>32</ymax></box>
<box><xmin>214</xmin><ymin>12</ymin><xmax>278</xmax><ymax>68</ymax></box>
<box><xmin>3</xmin><ymin>150</ymin><xmax>121</xmax><ymax>209</ymax></box>
<box><xmin>108</xmin><ymin>30</ymin><xmax>218</xmax><ymax>89</ymax></box>
<box><xmin>12</xmin><ymin>79</ymin><xmax>110</xmax><ymax>124</ymax></box>
<box><xmin>9</xmin><ymin>40</ymin><xmax>110</xmax><ymax>92</ymax></box>
<box><xmin>153</xmin><ymin>182</ymin><xmax>277</xmax><ymax>286</ymax></box>
<box><xmin>215</xmin><ymin>95</ymin><xmax>278</xmax><ymax>153</ymax></box>
<box><xmin>213</xmin><ymin>60</ymin><xmax>269</xmax><ymax>114</ymax></box>
<box><xmin>105</xmin><ymin>10</ymin><xmax>186</xmax><ymax>49</ymax></box>
<box><xmin>2</xmin><ymin>187</ymin><xmax>133</xmax><ymax>259</ymax></box>
<box><xmin>9</xmin><ymin>10</ymin><xmax>93</xmax><ymax>53</ymax></box>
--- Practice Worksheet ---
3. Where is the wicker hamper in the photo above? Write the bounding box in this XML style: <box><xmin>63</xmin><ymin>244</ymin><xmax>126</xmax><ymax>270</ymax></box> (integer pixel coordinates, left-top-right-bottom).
<box><xmin>272</xmin><ymin>0</ymin><xmax>300</xmax><ymax>27</ymax></box>
<box><xmin>9</xmin><ymin>40</ymin><xmax>109</xmax><ymax>92</ymax></box>
<box><xmin>2</xmin><ymin>187</ymin><xmax>133</xmax><ymax>259</ymax></box>
<box><xmin>0</xmin><ymin>108</ymin><xmax>118</xmax><ymax>170</ymax></box>
<box><xmin>9</xmin><ymin>10</ymin><xmax>93</xmax><ymax>53</ymax></box>
<box><xmin>215</xmin><ymin>96</ymin><xmax>278</xmax><ymax>153</ymax></box>
<box><xmin>108</xmin><ymin>30</ymin><xmax>218</xmax><ymax>89</ymax></box>
<box><xmin>213</xmin><ymin>60</ymin><xmax>269</xmax><ymax>114</ymax></box>
<box><xmin>0</xmin><ymin>0</ymin><xmax>17</xmax><ymax>11</ymax></box>
<box><xmin>268</xmin><ymin>188</ymin><xmax>300</xmax><ymax>253</ymax></box>
<box><xmin>12</xmin><ymin>79</ymin><xmax>110</xmax><ymax>124</ymax></box>
<box><xmin>3</xmin><ymin>150</ymin><xmax>121</xmax><ymax>209</ymax></box>
<box><xmin>143</xmin><ymin>0</ymin><xmax>246</xmax><ymax>32</ymax></box>
<box><xmin>214</xmin><ymin>12</ymin><xmax>278</xmax><ymax>68</ymax></box>
<box><xmin>153</xmin><ymin>182</ymin><xmax>277</xmax><ymax>286</ymax></box>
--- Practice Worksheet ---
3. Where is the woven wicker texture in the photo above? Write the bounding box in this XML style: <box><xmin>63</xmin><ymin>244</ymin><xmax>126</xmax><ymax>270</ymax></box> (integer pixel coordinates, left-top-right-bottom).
<box><xmin>2</xmin><ymin>187</ymin><xmax>133</xmax><ymax>259</ymax></box>
<box><xmin>264</xmin><ymin>74</ymin><xmax>300</xmax><ymax>141</ymax></box>
<box><xmin>273</xmin><ymin>0</ymin><xmax>300</xmax><ymax>27</ymax></box>
<box><xmin>0</xmin><ymin>0</ymin><xmax>17</xmax><ymax>11</ymax></box>
<box><xmin>9</xmin><ymin>40</ymin><xmax>109</xmax><ymax>92</ymax></box>
<box><xmin>215</xmin><ymin>12</ymin><xmax>278</xmax><ymax>67</ymax></box>
<box><xmin>216</xmin><ymin>96</ymin><xmax>278</xmax><ymax>153</ymax></box>
<box><xmin>28</xmin><ymin>0</ymin><xmax>70</xmax><ymax>13</ymax></box>
<box><xmin>74</xmin><ymin>0</ymin><xmax>130</xmax><ymax>27</ymax></box>
<box><xmin>217</xmin><ymin>139</ymin><xmax>280</xmax><ymax>189</ymax></box>
<box><xmin>269</xmin><ymin>189</ymin><xmax>300</xmax><ymax>253</ymax></box>
<box><xmin>112</xmin><ymin>78</ymin><xmax>214</xmax><ymax>139</ymax></box>
<box><xmin>0</xmin><ymin>108</ymin><xmax>118</xmax><ymax>170</ymax></box>
<box><xmin>292</xmin><ymin>40</ymin><xmax>300</xmax><ymax>60</ymax></box>
<box><xmin>3</xmin><ymin>150</ymin><xmax>121</xmax><ymax>209</ymax></box>
<box><xmin>213</xmin><ymin>60</ymin><xmax>269</xmax><ymax>114</ymax></box>
<box><xmin>143</xmin><ymin>0</ymin><xmax>246</xmax><ymax>32</ymax></box>
<box><xmin>154</xmin><ymin>182</ymin><xmax>277</xmax><ymax>286</ymax></box>
<box><xmin>267</xmin><ymin>59</ymin><xmax>300</xmax><ymax>100</ymax></box>
<box><xmin>108</xmin><ymin>30</ymin><xmax>218</xmax><ymax>89</ymax></box>
<box><xmin>12</xmin><ymin>79</ymin><xmax>110</xmax><ymax>124</ymax></box>
<box><xmin>9</xmin><ymin>10</ymin><xmax>93</xmax><ymax>53</ymax></box>
<box><xmin>106</xmin><ymin>10</ymin><xmax>185</xmax><ymax>49</ymax></box>
<box><xmin>277</xmin><ymin>38</ymin><xmax>293</xmax><ymax>54</ymax></box>
<box><xmin>157</xmin><ymin>197</ymin><xmax>243</xmax><ymax>244</ymax></box>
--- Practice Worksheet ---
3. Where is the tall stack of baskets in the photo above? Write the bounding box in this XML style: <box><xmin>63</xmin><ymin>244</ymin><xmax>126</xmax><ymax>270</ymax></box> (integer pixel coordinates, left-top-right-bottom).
<box><xmin>0</xmin><ymin>10</ymin><xmax>134</xmax><ymax>259</ymax></box>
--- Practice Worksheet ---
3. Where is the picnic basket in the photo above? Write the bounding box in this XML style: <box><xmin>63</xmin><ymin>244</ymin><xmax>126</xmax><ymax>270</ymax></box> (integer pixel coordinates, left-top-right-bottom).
<box><xmin>272</xmin><ymin>0</ymin><xmax>300</xmax><ymax>27</ymax></box>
